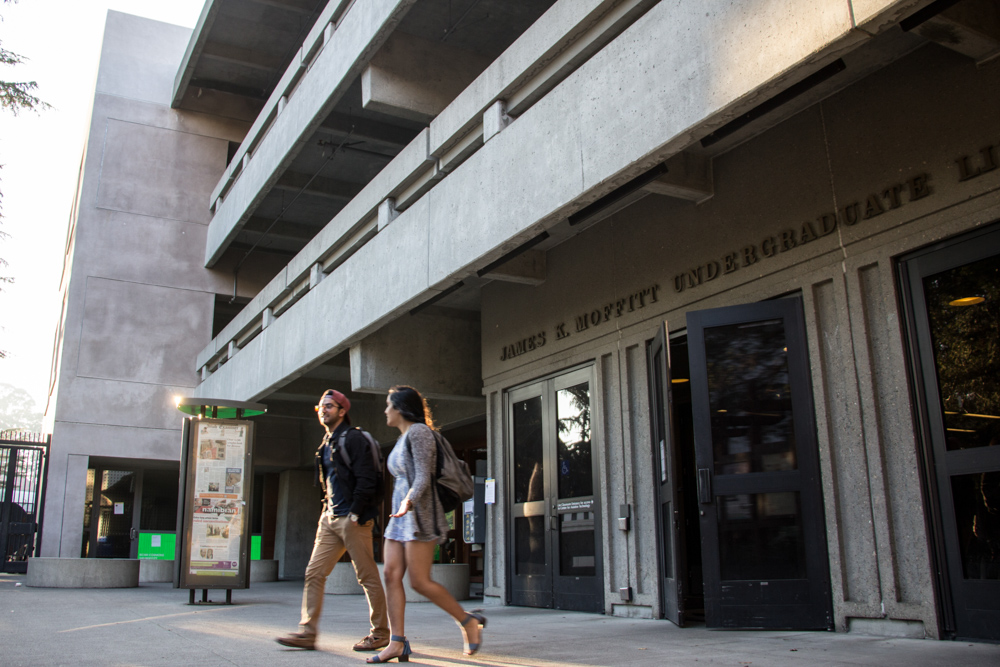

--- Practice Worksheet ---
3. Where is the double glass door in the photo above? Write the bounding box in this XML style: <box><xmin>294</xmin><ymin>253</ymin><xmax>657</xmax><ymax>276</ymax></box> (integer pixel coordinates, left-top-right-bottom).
<box><xmin>508</xmin><ymin>367</ymin><xmax>602</xmax><ymax>612</ymax></box>
<box><xmin>901</xmin><ymin>224</ymin><xmax>1000</xmax><ymax>641</ymax></box>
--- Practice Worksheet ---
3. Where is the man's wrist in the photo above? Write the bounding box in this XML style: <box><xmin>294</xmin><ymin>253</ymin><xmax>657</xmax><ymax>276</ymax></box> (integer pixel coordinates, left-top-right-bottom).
<box><xmin>348</xmin><ymin>512</ymin><xmax>359</xmax><ymax>523</ymax></box>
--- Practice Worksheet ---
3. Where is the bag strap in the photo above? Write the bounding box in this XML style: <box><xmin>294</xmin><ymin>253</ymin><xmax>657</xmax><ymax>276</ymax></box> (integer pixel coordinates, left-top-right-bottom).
<box><xmin>337</xmin><ymin>430</ymin><xmax>351</xmax><ymax>467</ymax></box>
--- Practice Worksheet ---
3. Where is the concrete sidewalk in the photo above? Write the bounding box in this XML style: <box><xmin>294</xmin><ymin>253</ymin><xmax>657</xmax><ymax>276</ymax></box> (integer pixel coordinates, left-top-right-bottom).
<box><xmin>1</xmin><ymin>573</ymin><xmax>997</xmax><ymax>667</ymax></box>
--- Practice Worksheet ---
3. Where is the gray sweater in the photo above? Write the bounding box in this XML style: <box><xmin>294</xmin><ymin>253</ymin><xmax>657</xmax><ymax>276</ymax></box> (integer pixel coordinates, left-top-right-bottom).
<box><xmin>383</xmin><ymin>423</ymin><xmax>448</xmax><ymax>543</ymax></box>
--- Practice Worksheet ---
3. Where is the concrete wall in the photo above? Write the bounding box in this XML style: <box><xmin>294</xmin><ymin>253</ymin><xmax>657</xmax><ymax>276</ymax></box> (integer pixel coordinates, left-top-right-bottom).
<box><xmin>197</xmin><ymin>0</ymin><xmax>932</xmax><ymax>404</ymax></box>
<box><xmin>275</xmin><ymin>470</ymin><xmax>321</xmax><ymax>579</ymax></box>
<box><xmin>41</xmin><ymin>12</ymin><xmax>265</xmax><ymax>557</ymax></box>
<box><xmin>480</xmin><ymin>43</ymin><xmax>1000</xmax><ymax>635</ymax></box>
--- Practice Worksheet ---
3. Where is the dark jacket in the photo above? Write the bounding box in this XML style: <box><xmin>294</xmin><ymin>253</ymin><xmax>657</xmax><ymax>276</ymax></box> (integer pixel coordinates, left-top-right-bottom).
<box><xmin>314</xmin><ymin>423</ymin><xmax>381</xmax><ymax>524</ymax></box>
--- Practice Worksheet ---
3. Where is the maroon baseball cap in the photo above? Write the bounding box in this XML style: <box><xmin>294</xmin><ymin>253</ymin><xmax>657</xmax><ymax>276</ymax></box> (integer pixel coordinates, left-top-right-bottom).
<box><xmin>322</xmin><ymin>389</ymin><xmax>351</xmax><ymax>413</ymax></box>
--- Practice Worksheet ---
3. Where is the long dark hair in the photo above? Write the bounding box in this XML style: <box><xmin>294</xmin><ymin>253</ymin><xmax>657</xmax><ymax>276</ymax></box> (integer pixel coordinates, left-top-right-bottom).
<box><xmin>388</xmin><ymin>385</ymin><xmax>435</xmax><ymax>430</ymax></box>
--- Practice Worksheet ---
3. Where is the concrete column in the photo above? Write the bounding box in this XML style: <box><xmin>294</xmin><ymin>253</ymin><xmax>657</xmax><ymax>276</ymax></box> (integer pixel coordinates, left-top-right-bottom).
<box><xmin>44</xmin><ymin>453</ymin><xmax>89</xmax><ymax>558</ymax></box>
<box><xmin>274</xmin><ymin>470</ymin><xmax>320</xmax><ymax>579</ymax></box>
<box><xmin>349</xmin><ymin>311</ymin><xmax>482</xmax><ymax>401</ymax></box>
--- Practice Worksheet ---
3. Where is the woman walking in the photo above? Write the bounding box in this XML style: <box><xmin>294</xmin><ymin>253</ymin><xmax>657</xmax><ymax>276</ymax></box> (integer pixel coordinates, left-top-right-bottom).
<box><xmin>367</xmin><ymin>385</ymin><xmax>485</xmax><ymax>663</ymax></box>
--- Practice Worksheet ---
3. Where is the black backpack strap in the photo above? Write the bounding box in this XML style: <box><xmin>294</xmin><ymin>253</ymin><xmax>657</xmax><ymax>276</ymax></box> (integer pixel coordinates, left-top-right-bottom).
<box><xmin>337</xmin><ymin>430</ymin><xmax>352</xmax><ymax>467</ymax></box>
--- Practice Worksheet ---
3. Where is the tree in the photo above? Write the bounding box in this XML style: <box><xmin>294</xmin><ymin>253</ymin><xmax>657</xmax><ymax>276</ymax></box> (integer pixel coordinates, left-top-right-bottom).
<box><xmin>0</xmin><ymin>0</ymin><xmax>50</xmax><ymax>359</ymax></box>
<box><xmin>0</xmin><ymin>382</ymin><xmax>42</xmax><ymax>431</ymax></box>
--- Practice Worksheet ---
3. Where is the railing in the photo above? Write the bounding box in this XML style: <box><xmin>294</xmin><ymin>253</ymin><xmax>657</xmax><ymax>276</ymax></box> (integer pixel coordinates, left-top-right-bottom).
<box><xmin>196</xmin><ymin>0</ymin><xmax>659</xmax><ymax>380</ymax></box>
<box><xmin>1</xmin><ymin>432</ymin><xmax>50</xmax><ymax>573</ymax></box>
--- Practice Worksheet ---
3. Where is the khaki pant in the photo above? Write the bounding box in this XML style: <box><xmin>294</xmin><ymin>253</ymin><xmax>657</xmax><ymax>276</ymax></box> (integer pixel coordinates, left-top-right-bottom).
<box><xmin>299</xmin><ymin>513</ymin><xmax>388</xmax><ymax>640</ymax></box>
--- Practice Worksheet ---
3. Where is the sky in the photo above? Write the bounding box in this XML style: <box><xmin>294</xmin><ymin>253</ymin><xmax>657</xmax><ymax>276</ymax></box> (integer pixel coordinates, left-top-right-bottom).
<box><xmin>0</xmin><ymin>0</ymin><xmax>205</xmax><ymax>412</ymax></box>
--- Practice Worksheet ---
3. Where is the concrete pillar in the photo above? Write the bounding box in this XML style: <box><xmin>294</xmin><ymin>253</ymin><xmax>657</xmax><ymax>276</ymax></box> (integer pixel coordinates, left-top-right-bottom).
<box><xmin>274</xmin><ymin>470</ymin><xmax>320</xmax><ymax>579</ymax></box>
<box><xmin>349</xmin><ymin>311</ymin><xmax>482</xmax><ymax>401</ymax></box>
<box><xmin>361</xmin><ymin>31</ymin><xmax>491</xmax><ymax>123</ymax></box>
<box><xmin>43</xmin><ymin>453</ymin><xmax>89</xmax><ymax>558</ymax></box>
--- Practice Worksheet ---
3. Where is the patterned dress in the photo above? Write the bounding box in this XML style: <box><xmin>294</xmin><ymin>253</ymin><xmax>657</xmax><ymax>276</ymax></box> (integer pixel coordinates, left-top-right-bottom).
<box><xmin>383</xmin><ymin>423</ymin><xmax>448</xmax><ymax>543</ymax></box>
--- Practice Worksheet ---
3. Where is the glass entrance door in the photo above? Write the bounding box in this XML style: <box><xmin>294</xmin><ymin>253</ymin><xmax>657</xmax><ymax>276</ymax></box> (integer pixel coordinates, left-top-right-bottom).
<box><xmin>687</xmin><ymin>297</ymin><xmax>833</xmax><ymax>629</ymax></box>
<box><xmin>901</xmin><ymin>224</ymin><xmax>1000</xmax><ymax>641</ymax></box>
<box><xmin>508</xmin><ymin>367</ymin><xmax>602</xmax><ymax>612</ymax></box>
<box><xmin>83</xmin><ymin>468</ymin><xmax>139</xmax><ymax>558</ymax></box>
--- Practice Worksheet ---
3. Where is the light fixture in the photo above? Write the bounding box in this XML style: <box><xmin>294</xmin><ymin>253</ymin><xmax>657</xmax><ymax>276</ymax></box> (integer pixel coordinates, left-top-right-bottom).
<box><xmin>671</xmin><ymin>378</ymin><xmax>689</xmax><ymax>384</ymax></box>
<box><xmin>949</xmin><ymin>296</ymin><xmax>985</xmax><ymax>307</ymax></box>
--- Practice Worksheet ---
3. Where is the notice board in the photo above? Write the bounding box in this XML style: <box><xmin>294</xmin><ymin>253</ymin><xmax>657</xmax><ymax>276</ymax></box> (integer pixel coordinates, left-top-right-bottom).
<box><xmin>175</xmin><ymin>418</ymin><xmax>254</xmax><ymax>590</ymax></box>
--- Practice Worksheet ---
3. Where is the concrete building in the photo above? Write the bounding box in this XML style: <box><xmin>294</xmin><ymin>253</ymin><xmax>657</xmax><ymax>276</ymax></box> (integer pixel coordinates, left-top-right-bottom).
<box><xmin>42</xmin><ymin>0</ymin><xmax>1000</xmax><ymax>642</ymax></box>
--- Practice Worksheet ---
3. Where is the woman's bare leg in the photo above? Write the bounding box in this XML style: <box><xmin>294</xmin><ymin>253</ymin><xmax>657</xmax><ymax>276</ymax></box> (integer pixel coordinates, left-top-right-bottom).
<box><xmin>369</xmin><ymin>539</ymin><xmax>407</xmax><ymax>662</ymax></box>
<box><xmin>404</xmin><ymin>541</ymin><xmax>481</xmax><ymax>650</ymax></box>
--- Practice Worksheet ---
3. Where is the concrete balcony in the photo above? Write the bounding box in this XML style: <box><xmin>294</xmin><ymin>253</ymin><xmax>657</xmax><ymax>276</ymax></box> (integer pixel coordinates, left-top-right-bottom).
<box><xmin>194</xmin><ymin>0</ymin><xmax>927</xmax><ymax>404</ymax></box>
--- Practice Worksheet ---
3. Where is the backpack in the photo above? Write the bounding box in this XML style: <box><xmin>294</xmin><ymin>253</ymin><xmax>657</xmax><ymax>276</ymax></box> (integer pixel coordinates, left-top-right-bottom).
<box><xmin>337</xmin><ymin>427</ymin><xmax>385</xmax><ymax>498</ymax></box>
<box><xmin>425</xmin><ymin>430</ymin><xmax>475</xmax><ymax>513</ymax></box>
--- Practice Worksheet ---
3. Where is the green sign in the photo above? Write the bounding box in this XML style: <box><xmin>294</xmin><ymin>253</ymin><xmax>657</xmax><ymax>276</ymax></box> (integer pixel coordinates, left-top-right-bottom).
<box><xmin>138</xmin><ymin>533</ymin><xmax>176</xmax><ymax>560</ymax></box>
<box><xmin>251</xmin><ymin>534</ymin><xmax>261</xmax><ymax>561</ymax></box>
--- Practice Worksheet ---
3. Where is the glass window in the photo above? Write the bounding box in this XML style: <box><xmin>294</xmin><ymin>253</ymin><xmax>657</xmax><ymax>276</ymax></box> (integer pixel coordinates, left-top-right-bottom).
<box><xmin>717</xmin><ymin>491</ymin><xmax>806</xmax><ymax>580</ymax></box>
<box><xmin>705</xmin><ymin>320</ymin><xmax>797</xmax><ymax>475</ymax></box>
<box><xmin>513</xmin><ymin>397</ymin><xmax>544</xmax><ymax>504</ymax></box>
<box><xmin>556</xmin><ymin>383</ymin><xmax>593</xmax><ymax>499</ymax></box>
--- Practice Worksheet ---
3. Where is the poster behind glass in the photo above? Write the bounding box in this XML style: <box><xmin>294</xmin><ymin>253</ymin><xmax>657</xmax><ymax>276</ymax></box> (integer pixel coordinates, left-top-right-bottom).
<box><xmin>179</xmin><ymin>419</ymin><xmax>252</xmax><ymax>587</ymax></box>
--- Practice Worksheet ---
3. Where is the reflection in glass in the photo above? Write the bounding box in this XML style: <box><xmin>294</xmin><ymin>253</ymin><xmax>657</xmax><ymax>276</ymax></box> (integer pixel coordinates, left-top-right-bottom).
<box><xmin>559</xmin><ymin>511</ymin><xmax>596</xmax><ymax>576</ymax></box>
<box><xmin>952</xmin><ymin>471</ymin><xmax>1000</xmax><ymax>580</ymax></box>
<box><xmin>924</xmin><ymin>254</ymin><xmax>1000</xmax><ymax>451</ymax></box>
<box><xmin>704</xmin><ymin>320</ymin><xmax>797</xmax><ymax>475</ymax></box>
<box><xmin>717</xmin><ymin>492</ymin><xmax>806</xmax><ymax>580</ymax></box>
<box><xmin>97</xmin><ymin>470</ymin><xmax>134</xmax><ymax>558</ymax></box>
<box><xmin>514</xmin><ymin>516</ymin><xmax>546</xmax><ymax>575</ymax></box>
<box><xmin>513</xmin><ymin>397</ymin><xmax>544</xmax><ymax>504</ymax></box>
<box><xmin>557</xmin><ymin>383</ymin><xmax>593</xmax><ymax>499</ymax></box>
<box><xmin>81</xmin><ymin>469</ymin><xmax>95</xmax><ymax>557</ymax></box>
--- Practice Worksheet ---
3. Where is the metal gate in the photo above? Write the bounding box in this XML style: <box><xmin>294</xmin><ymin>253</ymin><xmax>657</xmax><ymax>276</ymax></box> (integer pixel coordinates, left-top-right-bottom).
<box><xmin>0</xmin><ymin>431</ymin><xmax>50</xmax><ymax>573</ymax></box>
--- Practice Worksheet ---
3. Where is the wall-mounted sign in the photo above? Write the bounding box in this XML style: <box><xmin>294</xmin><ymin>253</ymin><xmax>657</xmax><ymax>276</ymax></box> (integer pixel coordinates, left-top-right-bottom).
<box><xmin>495</xmin><ymin>141</ymin><xmax>1000</xmax><ymax>363</ymax></box>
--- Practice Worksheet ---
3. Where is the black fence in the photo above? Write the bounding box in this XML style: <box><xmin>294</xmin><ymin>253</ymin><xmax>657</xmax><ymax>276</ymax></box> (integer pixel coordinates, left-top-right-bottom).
<box><xmin>0</xmin><ymin>431</ymin><xmax>50</xmax><ymax>574</ymax></box>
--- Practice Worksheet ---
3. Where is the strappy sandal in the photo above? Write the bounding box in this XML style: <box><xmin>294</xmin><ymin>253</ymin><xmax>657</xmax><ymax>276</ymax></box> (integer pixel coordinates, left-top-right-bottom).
<box><xmin>459</xmin><ymin>611</ymin><xmax>487</xmax><ymax>655</ymax></box>
<box><xmin>366</xmin><ymin>635</ymin><xmax>411</xmax><ymax>663</ymax></box>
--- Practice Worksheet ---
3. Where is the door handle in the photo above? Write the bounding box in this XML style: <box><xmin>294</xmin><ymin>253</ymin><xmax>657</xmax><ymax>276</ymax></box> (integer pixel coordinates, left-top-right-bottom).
<box><xmin>697</xmin><ymin>468</ymin><xmax>712</xmax><ymax>504</ymax></box>
<box><xmin>549</xmin><ymin>514</ymin><xmax>559</xmax><ymax>531</ymax></box>
<box><xmin>129</xmin><ymin>527</ymin><xmax>138</xmax><ymax>540</ymax></box>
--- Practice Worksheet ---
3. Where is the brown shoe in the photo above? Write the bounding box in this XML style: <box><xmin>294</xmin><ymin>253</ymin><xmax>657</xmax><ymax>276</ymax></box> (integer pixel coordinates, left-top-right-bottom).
<box><xmin>276</xmin><ymin>632</ymin><xmax>316</xmax><ymax>650</ymax></box>
<box><xmin>353</xmin><ymin>634</ymin><xmax>390</xmax><ymax>651</ymax></box>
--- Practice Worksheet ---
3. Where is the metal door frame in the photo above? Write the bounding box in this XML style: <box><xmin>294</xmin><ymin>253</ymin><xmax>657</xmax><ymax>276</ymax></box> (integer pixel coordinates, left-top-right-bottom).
<box><xmin>687</xmin><ymin>296</ymin><xmax>833</xmax><ymax>629</ymax></box>
<box><xmin>85</xmin><ymin>466</ymin><xmax>142</xmax><ymax>559</ymax></box>
<box><xmin>898</xmin><ymin>221</ymin><xmax>1000</xmax><ymax>640</ymax></box>
<box><xmin>505</xmin><ymin>364</ymin><xmax>604</xmax><ymax>612</ymax></box>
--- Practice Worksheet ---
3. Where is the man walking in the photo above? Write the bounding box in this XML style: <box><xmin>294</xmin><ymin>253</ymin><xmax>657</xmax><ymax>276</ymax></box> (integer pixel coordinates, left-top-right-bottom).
<box><xmin>277</xmin><ymin>389</ymin><xmax>389</xmax><ymax>652</ymax></box>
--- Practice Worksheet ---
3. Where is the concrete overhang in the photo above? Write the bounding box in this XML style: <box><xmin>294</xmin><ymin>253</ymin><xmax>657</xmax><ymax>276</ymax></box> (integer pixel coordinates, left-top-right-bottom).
<box><xmin>172</xmin><ymin>0</ymin><xmax>329</xmax><ymax>113</ymax></box>
<box><xmin>201</xmin><ymin>0</ymin><xmax>558</xmax><ymax>270</ymax></box>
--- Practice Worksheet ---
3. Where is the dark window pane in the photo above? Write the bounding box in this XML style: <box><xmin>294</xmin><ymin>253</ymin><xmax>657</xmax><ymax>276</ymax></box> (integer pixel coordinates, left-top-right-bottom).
<box><xmin>951</xmin><ymin>471</ymin><xmax>1000</xmax><ymax>580</ymax></box>
<box><xmin>514</xmin><ymin>516</ymin><xmax>546</xmax><ymax>575</ymax></box>
<box><xmin>140</xmin><ymin>468</ymin><xmax>178</xmax><ymax>532</ymax></box>
<box><xmin>559</xmin><ymin>510</ymin><xmax>595</xmax><ymax>576</ymax></box>
<box><xmin>717</xmin><ymin>492</ymin><xmax>806</xmax><ymax>580</ymax></box>
<box><xmin>513</xmin><ymin>397</ymin><xmax>544</xmax><ymax>504</ymax></box>
<box><xmin>924</xmin><ymin>254</ymin><xmax>1000</xmax><ymax>451</ymax></box>
<box><xmin>705</xmin><ymin>320</ymin><xmax>797</xmax><ymax>475</ymax></box>
<box><xmin>557</xmin><ymin>382</ymin><xmax>592</xmax><ymax>499</ymax></box>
